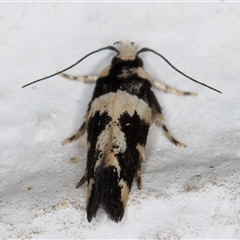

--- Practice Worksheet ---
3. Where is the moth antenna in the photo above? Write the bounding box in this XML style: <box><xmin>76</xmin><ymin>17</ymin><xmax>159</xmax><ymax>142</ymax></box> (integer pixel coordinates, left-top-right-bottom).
<box><xmin>137</xmin><ymin>47</ymin><xmax>222</xmax><ymax>94</ymax></box>
<box><xmin>22</xmin><ymin>46</ymin><xmax>119</xmax><ymax>88</ymax></box>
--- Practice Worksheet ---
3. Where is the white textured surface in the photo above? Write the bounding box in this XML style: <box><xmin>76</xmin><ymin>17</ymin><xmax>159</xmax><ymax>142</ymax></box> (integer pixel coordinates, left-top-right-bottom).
<box><xmin>1</xmin><ymin>2</ymin><xmax>240</xmax><ymax>239</ymax></box>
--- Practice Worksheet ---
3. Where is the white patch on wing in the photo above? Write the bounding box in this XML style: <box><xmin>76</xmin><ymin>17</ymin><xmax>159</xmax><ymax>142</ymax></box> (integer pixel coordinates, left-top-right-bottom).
<box><xmin>118</xmin><ymin>179</ymin><xmax>129</xmax><ymax>209</ymax></box>
<box><xmin>96</xmin><ymin>124</ymin><xmax>110</xmax><ymax>151</ymax></box>
<box><xmin>89</xmin><ymin>90</ymin><xmax>151</xmax><ymax>172</ymax></box>
<box><xmin>104</xmin><ymin>153</ymin><xmax>121</xmax><ymax>177</ymax></box>
<box><xmin>89</xmin><ymin>90</ymin><xmax>152</xmax><ymax>124</ymax></box>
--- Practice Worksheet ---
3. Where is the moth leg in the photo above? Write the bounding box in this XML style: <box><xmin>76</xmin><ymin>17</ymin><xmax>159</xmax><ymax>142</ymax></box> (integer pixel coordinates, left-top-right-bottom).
<box><xmin>155</xmin><ymin>113</ymin><xmax>186</xmax><ymax>147</ymax></box>
<box><xmin>135</xmin><ymin>169</ymin><xmax>142</xmax><ymax>190</ymax></box>
<box><xmin>135</xmin><ymin>145</ymin><xmax>146</xmax><ymax>189</ymax></box>
<box><xmin>62</xmin><ymin>115</ymin><xmax>88</xmax><ymax>145</ymax></box>
<box><xmin>59</xmin><ymin>72</ymin><xmax>98</xmax><ymax>83</ymax></box>
<box><xmin>152</xmin><ymin>79</ymin><xmax>197</xmax><ymax>96</ymax></box>
<box><xmin>150</xmin><ymin>90</ymin><xmax>186</xmax><ymax>147</ymax></box>
<box><xmin>76</xmin><ymin>170</ymin><xmax>88</xmax><ymax>188</ymax></box>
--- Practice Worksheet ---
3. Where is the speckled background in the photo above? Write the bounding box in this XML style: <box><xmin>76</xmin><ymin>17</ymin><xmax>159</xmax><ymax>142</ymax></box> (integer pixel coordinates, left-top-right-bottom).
<box><xmin>0</xmin><ymin>2</ymin><xmax>239</xmax><ymax>238</ymax></box>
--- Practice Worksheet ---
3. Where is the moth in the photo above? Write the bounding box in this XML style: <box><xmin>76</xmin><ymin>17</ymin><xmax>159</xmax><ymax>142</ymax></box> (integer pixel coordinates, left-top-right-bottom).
<box><xmin>23</xmin><ymin>41</ymin><xmax>221</xmax><ymax>222</ymax></box>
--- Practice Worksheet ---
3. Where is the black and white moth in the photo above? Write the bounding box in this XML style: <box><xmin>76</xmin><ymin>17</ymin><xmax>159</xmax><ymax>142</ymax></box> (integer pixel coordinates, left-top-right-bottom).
<box><xmin>23</xmin><ymin>41</ymin><xmax>221</xmax><ymax>223</ymax></box>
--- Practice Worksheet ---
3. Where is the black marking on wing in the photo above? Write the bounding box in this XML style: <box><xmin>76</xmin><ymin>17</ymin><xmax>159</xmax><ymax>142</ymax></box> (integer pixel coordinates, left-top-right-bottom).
<box><xmin>86</xmin><ymin>111</ymin><xmax>112</xmax><ymax>222</ymax></box>
<box><xmin>97</xmin><ymin>165</ymin><xmax>124</xmax><ymax>222</ymax></box>
<box><xmin>117</xmin><ymin>111</ymin><xmax>150</xmax><ymax>187</ymax></box>
<box><xmin>87</xmin><ymin>182</ymin><xmax>99</xmax><ymax>222</ymax></box>
<box><xmin>89</xmin><ymin>58</ymin><xmax>151</xmax><ymax>104</ymax></box>
<box><xmin>87</xmin><ymin>111</ymin><xmax>111</xmax><ymax>180</ymax></box>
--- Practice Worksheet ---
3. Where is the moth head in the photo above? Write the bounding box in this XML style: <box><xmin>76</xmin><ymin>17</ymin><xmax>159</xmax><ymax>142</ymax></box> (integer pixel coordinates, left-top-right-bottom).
<box><xmin>113</xmin><ymin>41</ymin><xmax>137</xmax><ymax>61</ymax></box>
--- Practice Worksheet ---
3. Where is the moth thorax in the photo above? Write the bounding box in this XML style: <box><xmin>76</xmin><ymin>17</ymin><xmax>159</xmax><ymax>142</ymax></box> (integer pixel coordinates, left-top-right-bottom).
<box><xmin>117</xmin><ymin>41</ymin><xmax>137</xmax><ymax>61</ymax></box>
